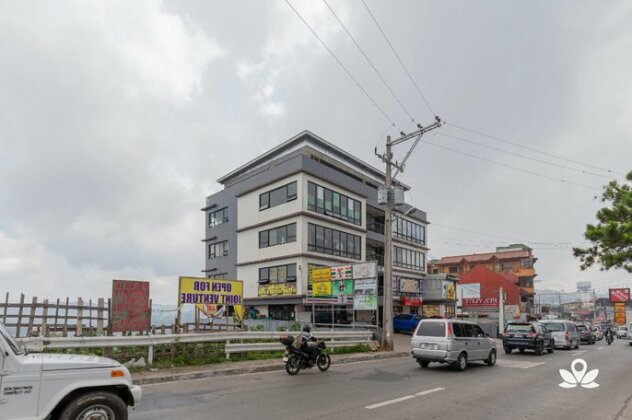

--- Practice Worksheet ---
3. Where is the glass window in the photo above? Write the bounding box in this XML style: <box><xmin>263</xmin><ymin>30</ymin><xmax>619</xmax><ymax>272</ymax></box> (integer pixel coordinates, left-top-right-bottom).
<box><xmin>307</xmin><ymin>181</ymin><xmax>361</xmax><ymax>225</ymax></box>
<box><xmin>317</xmin><ymin>186</ymin><xmax>324</xmax><ymax>210</ymax></box>
<box><xmin>308</xmin><ymin>182</ymin><xmax>316</xmax><ymax>207</ymax></box>
<box><xmin>208</xmin><ymin>241</ymin><xmax>229</xmax><ymax>259</ymax></box>
<box><xmin>260</xmin><ymin>181</ymin><xmax>297</xmax><ymax>211</ymax></box>
<box><xmin>324</xmin><ymin>189</ymin><xmax>333</xmax><ymax>213</ymax></box>
<box><xmin>259</xmin><ymin>193</ymin><xmax>269</xmax><ymax>211</ymax></box>
<box><xmin>259</xmin><ymin>224</ymin><xmax>297</xmax><ymax>248</ymax></box>
<box><xmin>208</xmin><ymin>207</ymin><xmax>228</xmax><ymax>227</ymax></box>
<box><xmin>287</xmin><ymin>181</ymin><xmax>297</xmax><ymax>199</ymax></box>
<box><xmin>307</xmin><ymin>223</ymin><xmax>361</xmax><ymax>260</ymax></box>
<box><xmin>416</xmin><ymin>322</ymin><xmax>445</xmax><ymax>337</ymax></box>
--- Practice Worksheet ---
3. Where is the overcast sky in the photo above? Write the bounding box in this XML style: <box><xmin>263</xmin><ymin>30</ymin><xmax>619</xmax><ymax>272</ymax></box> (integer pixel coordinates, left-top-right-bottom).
<box><xmin>1</xmin><ymin>0</ymin><xmax>631</xmax><ymax>304</ymax></box>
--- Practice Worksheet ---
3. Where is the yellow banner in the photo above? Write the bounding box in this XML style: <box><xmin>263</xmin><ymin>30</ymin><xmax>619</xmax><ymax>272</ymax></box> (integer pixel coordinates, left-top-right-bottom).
<box><xmin>311</xmin><ymin>267</ymin><xmax>332</xmax><ymax>283</ymax></box>
<box><xmin>258</xmin><ymin>284</ymin><xmax>297</xmax><ymax>296</ymax></box>
<box><xmin>313</xmin><ymin>281</ymin><xmax>332</xmax><ymax>297</ymax></box>
<box><xmin>179</xmin><ymin>277</ymin><xmax>244</xmax><ymax>321</ymax></box>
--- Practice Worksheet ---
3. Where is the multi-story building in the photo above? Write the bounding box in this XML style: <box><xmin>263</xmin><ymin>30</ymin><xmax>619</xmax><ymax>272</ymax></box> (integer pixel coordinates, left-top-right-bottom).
<box><xmin>201</xmin><ymin>130</ymin><xmax>430</xmax><ymax>322</ymax></box>
<box><xmin>429</xmin><ymin>244</ymin><xmax>537</xmax><ymax>316</ymax></box>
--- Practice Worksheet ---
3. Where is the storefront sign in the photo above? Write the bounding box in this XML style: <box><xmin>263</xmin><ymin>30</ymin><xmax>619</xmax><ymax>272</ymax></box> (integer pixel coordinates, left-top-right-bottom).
<box><xmin>111</xmin><ymin>280</ymin><xmax>150</xmax><ymax>333</ymax></box>
<box><xmin>353</xmin><ymin>262</ymin><xmax>377</xmax><ymax>279</ymax></box>
<box><xmin>258</xmin><ymin>284</ymin><xmax>296</xmax><ymax>297</ymax></box>
<box><xmin>331</xmin><ymin>280</ymin><xmax>353</xmax><ymax>296</ymax></box>
<box><xmin>354</xmin><ymin>278</ymin><xmax>377</xmax><ymax>310</ymax></box>
<box><xmin>400</xmin><ymin>297</ymin><xmax>422</xmax><ymax>306</ymax></box>
<box><xmin>443</xmin><ymin>282</ymin><xmax>456</xmax><ymax>301</ymax></box>
<box><xmin>423</xmin><ymin>305</ymin><xmax>440</xmax><ymax>318</ymax></box>
<box><xmin>331</xmin><ymin>265</ymin><xmax>353</xmax><ymax>281</ymax></box>
<box><xmin>311</xmin><ymin>267</ymin><xmax>332</xmax><ymax>283</ymax></box>
<box><xmin>400</xmin><ymin>279</ymin><xmax>419</xmax><ymax>294</ymax></box>
<box><xmin>313</xmin><ymin>281</ymin><xmax>332</xmax><ymax>297</ymax></box>
<box><xmin>609</xmin><ymin>288</ymin><xmax>630</xmax><ymax>303</ymax></box>
<box><xmin>179</xmin><ymin>277</ymin><xmax>243</xmax><ymax>306</ymax></box>
<box><xmin>463</xmin><ymin>297</ymin><xmax>499</xmax><ymax>307</ymax></box>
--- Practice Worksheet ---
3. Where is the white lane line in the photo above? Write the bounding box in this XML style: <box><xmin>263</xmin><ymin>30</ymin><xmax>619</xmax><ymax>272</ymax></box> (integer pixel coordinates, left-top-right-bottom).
<box><xmin>520</xmin><ymin>362</ymin><xmax>546</xmax><ymax>369</ymax></box>
<box><xmin>415</xmin><ymin>387</ymin><xmax>445</xmax><ymax>396</ymax></box>
<box><xmin>572</xmin><ymin>350</ymin><xmax>587</xmax><ymax>356</ymax></box>
<box><xmin>598</xmin><ymin>347</ymin><xmax>604</xmax><ymax>350</ymax></box>
<box><xmin>365</xmin><ymin>395</ymin><xmax>416</xmax><ymax>409</ymax></box>
<box><xmin>365</xmin><ymin>387</ymin><xmax>445</xmax><ymax>410</ymax></box>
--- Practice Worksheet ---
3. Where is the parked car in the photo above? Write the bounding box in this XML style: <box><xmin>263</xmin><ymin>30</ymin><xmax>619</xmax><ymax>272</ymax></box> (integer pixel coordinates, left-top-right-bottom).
<box><xmin>410</xmin><ymin>319</ymin><xmax>497</xmax><ymax>371</ymax></box>
<box><xmin>577</xmin><ymin>324</ymin><xmax>596</xmax><ymax>344</ymax></box>
<box><xmin>0</xmin><ymin>321</ymin><xmax>141</xmax><ymax>420</ymax></box>
<box><xmin>592</xmin><ymin>325</ymin><xmax>604</xmax><ymax>341</ymax></box>
<box><xmin>540</xmin><ymin>320</ymin><xmax>580</xmax><ymax>350</ymax></box>
<box><xmin>394</xmin><ymin>313</ymin><xmax>422</xmax><ymax>333</ymax></box>
<box><xmin>617</xmin><ymin>325</ymin><xmax>629</xmax><ymax>338</ymax></box>
<box><xmin>627</xmin><ymin>323</ymin><xmax>632</xmax><ymax>346</ymax></box>
<box><xmin>502</xmin><ymin>321</ymin><xmax>554</xmax><ymax>355</ymax></box>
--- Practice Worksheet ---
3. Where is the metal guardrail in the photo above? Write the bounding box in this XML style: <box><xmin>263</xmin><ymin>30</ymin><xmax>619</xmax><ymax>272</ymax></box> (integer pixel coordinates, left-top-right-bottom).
<box><xmin>20</xmin><ymin>330</ymin><xmax>375</xmax><ymax>364</ymax></box>
<box><xmin>225</xmin><ymin>339</ymin><xmax>372</xmax><ymax>358</ymax></box>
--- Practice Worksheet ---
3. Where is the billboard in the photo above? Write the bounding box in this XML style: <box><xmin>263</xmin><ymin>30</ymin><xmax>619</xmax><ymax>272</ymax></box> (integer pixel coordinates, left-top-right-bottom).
<box><xmin>576</xmin><ymin>281</ymin><xmax>592</xmax><ymax>292</ymax></box>
<box><xmin>457</xmin><ymin>283</ymin><xmax>480</xmax><ymax>306</ymax></box>
<box><xmin>462</xmin><ymin>297</ymin><xmax>499</xmax><ymax>307</ymax></box>
<box><xmin>311</xmin><ymin>267</ymin><xmax>332</xmax><ymax>283</ymax></box>
<box><xmin>353</xmin><ymin>279</ymin><xmax>377</xmax><ymax>310</ymax></box>
<box><xmin>609</xmin><ymin>288</ymin><xmax>630</xmax><ymax>303</ymax></box>
<box><xmin>331</xmin><ymin>265</ymin><xmax>353</xmax><ymax>281</ymax></box>
<box><xmin>178</xmin><ymin>277</ymin><xmax>244</xmax><ymax>320</ymax></box>
<box><xmin>111</xmin><ymin>280</ymin><xmax>150</xmax><ymax>333</ymax></box>
<box><xmin>353</xmin><ymin>262</ymin><xmax>377</xmax><ymax>279</ymax></box>
<box><xmin>614</xmin><ymin>303</ymin><xmax>627</xmax><ymax>325</ymax></box>
<box><xmin>400</xmin><ymin>279</ymin><xmax>419</xmax><ymax>294</ymax></box>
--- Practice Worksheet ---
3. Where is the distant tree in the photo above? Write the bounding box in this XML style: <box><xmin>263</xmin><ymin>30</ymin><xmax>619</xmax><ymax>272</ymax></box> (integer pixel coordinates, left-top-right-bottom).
<box><xmin>573</xmin><ymin>171</ymin><xmax>632</xmax><ymax>272</ymax></box>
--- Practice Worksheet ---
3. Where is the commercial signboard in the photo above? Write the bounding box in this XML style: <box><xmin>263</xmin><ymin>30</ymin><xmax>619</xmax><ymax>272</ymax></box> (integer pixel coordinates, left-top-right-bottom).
<box><xmin>353</xmin><ymin>279</ymin><xmax>377</xmax><ymax>310</ymax></box>
<box><xmin>400</xmin><ymin>297</ymin><xmax>422</xmax><ymax>307</ymax></box>
<box><xmin>311</xmin><ymin>267</ymin><xmax>332</xmax><ymax>283</ymax></box>
<box><xmin>313</xmin><ymin>281</ymin><xmax>332</xmax><ymax>297</ymax></box>
<box><xmin>462</xmin><ymin>297</ymin><xmax>499</xmax><ymax>307</ymax></box>
<box><xmin>443</xmin><ymin>281</ymin><xmax>456</xmax><ymax>301</ymax></box>
<box><xmin>457</xmin><ymin>283</ymin><xmax>481</xmax><ymax>307</ymax></box>
<box><xmin>353</xmin><ymin>262</ymin><xmax>377</xmax><ymax>279</ymax></box>
<box><xmin>609</xmin><ymin>288</ymin><xmax>630</xmax><ymax>303</ymax></box>
<box><xmin>615</xmin><ymin>303</ymin><xmax>626</xmax><ymax>325</ymax></box>
<box><xmin>331</xmin><ymin>280</ymin><xmax>353</xmax><ymax>296</ymax></box>
<box><xmin>331</xmin><ymin>265</ymin><xmax>353</xmax><ymax>281</ymax></box>
<box><xmin>400</xmin><ymin>279</ymin><xmax>419</xmax><ymax>294</ymax></box>
<box><xmin>258</xmin><ymin>283</ymin><xmax>296</xmax><ymax>297</ymax></box>
<box><xmin>111</xmin><ymin>280</ymin><xmax>151</xmax><ymax>333</ymax></box>
<box><xmin>178</xmin><ymin>277</ymin><xmax>244</xmax><ymax>320</ymax></box>
<box><xmin>577</xmin><ymin>281</ymin><xmax>592</xmax><ymax>292</ymax></box>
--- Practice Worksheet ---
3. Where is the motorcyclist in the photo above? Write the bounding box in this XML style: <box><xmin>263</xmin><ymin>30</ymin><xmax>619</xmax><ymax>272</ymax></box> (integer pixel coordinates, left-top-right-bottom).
<box><xmin>299</xmin><ymin>325</ymin><xmax>318</xmax><ymax>364</ymax></box>
<box><xmin>605</xmin><ymin>326</ymin><xmax>613</xmax><ymax>340</ymax></box>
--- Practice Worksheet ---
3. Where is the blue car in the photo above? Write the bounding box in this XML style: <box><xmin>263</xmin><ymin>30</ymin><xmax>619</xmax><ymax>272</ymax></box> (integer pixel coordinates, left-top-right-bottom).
<box><xmin>394</xmin><ymin>313</ymin><xmax>422</xmax><ymax>333</ymax></box>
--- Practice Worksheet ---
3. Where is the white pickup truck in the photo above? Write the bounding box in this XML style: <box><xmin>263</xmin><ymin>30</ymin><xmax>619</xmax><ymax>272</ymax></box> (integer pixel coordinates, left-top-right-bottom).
<box><xmin>0</xmin><ymin>322</ymin><xmax>141</xmax><ymax>420</ymax></box>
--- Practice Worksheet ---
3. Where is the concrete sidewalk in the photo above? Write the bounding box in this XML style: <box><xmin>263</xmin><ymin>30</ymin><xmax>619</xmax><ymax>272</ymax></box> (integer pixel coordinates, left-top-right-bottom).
<box><xmin>132</xmin><ymin>350</ymin><xmax>409</xmax><ymax>385</ymax></box>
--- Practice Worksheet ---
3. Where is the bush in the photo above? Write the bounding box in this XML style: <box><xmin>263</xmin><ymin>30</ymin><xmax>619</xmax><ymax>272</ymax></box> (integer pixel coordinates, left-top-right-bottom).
<box><xmin>249</xmin><ymin>324</ymin><xmax>264</xmax><ymax>332</ymax></box>
<box><xmin>289</xmin><ymin>321</ymin><xmax>302</xmax><ymax>331</ymax></box>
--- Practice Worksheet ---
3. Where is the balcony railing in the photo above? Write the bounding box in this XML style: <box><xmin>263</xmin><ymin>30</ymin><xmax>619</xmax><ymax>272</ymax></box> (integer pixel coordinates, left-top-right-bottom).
<box><xmin>367</xmin><ymin>220</ymin><xmax>385</xmax><ymax>235</ymax></box>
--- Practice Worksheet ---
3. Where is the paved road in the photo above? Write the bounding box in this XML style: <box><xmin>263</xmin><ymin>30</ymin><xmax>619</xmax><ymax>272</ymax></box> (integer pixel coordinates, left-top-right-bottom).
<box><xmin>131</xmin><ymin>337</ymin><xmax>632</xmax><ymax>420</ymax></box>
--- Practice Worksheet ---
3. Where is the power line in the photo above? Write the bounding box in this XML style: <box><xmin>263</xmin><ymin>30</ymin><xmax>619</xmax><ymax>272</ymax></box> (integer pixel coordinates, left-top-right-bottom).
<box><xmin>437</xmin><ymin>132</ymin><xmax>614</xmax><ymax>180</ymax></box>
<box><xmin>445</xmin><ymin>121</ymin><xmax>626</xmax><ymax>176</ymax></box>
<box><xmin>361</xmin><ymin>0</ymin><xmax>436</xmax><ymax>118</ymax></box>
<box><xmin>421</xmin><ymin>136</ymin><xmax>601</xmax><ymax>191</ymax></box>
<box><xmin>284</xmin><ymin>0</ymin><xmax>399</xmax><ymax>129</ymax></box>
<box><xmin>323</xmin><ymin>0</ymin><xmax>415</xmax><ymax>124</ymax></box>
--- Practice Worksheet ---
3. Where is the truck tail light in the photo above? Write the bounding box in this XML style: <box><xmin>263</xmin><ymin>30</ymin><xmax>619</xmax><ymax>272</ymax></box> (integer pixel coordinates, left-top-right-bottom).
<box><xmin>111</xmin><ymin>370</ymin><xmax>125</xmax><ymax>378</ymax></box>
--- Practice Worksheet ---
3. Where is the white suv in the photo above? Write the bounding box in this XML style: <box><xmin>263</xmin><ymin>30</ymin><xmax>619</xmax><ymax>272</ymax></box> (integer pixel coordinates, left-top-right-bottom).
<box><xmin>0</xmin><ymin>322</ymin><xmax>141</xmax><ymax>420</ymax></box>
<box><xmin>616</xmin><ymin>325</ymin><xmax>628</xmax><ymax>339</ymax></box>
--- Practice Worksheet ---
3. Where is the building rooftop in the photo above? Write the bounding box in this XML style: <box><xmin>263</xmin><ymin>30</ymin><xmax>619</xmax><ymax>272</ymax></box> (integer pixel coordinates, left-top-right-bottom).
<box><xmin>216</xmin><ymin>130</ymin><xmax>411</xmax><ymax>190</ymax></box>
<box><xmin>435</xmin><ymin>249</ymin><xmax>535</xmax><ymax>265</ymax></box>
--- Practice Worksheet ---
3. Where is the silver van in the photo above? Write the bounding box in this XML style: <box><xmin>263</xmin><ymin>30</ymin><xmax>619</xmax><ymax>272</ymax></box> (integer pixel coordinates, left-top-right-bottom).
<box><xmin>411</xmin><ymin>319</ymin><xmax>497</xmax><ymax>371</ymax></box>
<box><xmin>540</xmin><ymin>320</ymin><xmax>580</xmax><ymax>349</ymax></box>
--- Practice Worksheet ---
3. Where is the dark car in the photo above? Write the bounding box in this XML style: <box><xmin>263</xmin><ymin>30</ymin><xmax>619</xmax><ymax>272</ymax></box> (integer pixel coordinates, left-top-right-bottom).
<box><xmin>394</xmin><ymin>313</ymin><xmax>422</xmax><ymax>333</ymax></box>
<box><xmin>503</xmin><ymin>321</ymin><xmax>554</xmax><ymax>355</ymax></box>
<box><xmin>577</xmin><ymin>324</ymin><xmax>596</xmax><ymax>344</ymax></box>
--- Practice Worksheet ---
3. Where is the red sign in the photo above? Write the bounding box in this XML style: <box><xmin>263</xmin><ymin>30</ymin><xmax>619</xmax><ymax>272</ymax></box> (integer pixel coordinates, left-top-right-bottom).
<box><xmin>462</xmin><ymin>297</ymin><xmax>498</xmax><ymax>307</ymax></box>
<box><xmin>609</xmin><ymin>288</ymin><xmax>630</xmax><ymax>303</ymax></box>
<box><xmin>111</xmin><ymin>280</ymin><xmax>150</xmax><ymax>332</ymax></box>
<box><xmin>615</xmin><ymin>303</ymin><xmax>627</xmax><ymax>325</ymax></box>
<box><xmin>401</xmin><ymin>297</ymin><xmax>422</xmax><ymax>307</ymax></box>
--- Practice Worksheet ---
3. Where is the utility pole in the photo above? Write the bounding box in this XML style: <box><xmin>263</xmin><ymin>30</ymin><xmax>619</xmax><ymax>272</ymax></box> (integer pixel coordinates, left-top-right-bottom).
<box><xmin>376</xmin><ymin>117</ymin><xmax>442</xmax><ymax>351</ymax></box>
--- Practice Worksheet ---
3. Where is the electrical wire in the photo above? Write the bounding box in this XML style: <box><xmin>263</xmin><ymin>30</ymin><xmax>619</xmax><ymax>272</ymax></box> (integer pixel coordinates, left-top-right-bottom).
<box><xmin>323</xmin><ymin>0</ymin><xmax>415</xmax><ymax>124</ymax></box>
<box><xmin>361</xmin><ymin>0</ymin><xmax>436</xmax><ymax>118</ymax></box>
<box><xmin>284</xmin><ymin>0</ymin><xmax>399</xmax><ymax>130</ymax></box>
<box><xmin>421</xmin><ymin>136</ymin><xmax>601</xmax><ymax>191</ymax></box>
<box><xmin>437</xmin><ymin>132</ymin><xmax>614</xmax><ymax>180</ymax></box>
<box><xmin>445</xmin><ymin>121</ymin><xmax>626</xmax><ymax>176</ymax></box>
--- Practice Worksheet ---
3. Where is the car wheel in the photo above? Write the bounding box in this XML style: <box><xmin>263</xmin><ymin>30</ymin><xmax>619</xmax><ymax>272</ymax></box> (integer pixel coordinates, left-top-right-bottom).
<box><xmin>486</xmin><ymin>349</ymin><xmax>496</xmax><ymax>366</ymax></box>
<box><xmin>418</xmin><ymin>359</ymin><xmax>430</xmax><ymax>368</ymax></box>
<box><xmin>503</xmin><ymin>347</ymin><xmax>512</xmax><ymax>354</ymax></box>
<box><xmin>59</xmin><ymin>392</ymin><xmax>127</xmax><ymax>420</ymax></box>
<box><xmin>548</xmin><ymin>340</ymin><xmax>554</xmax><ymax>353</ymax></box>
<box><xmin>456</xmin><ymin>352</ymin><xmax>468</xmax><ymax>371</ymax></box>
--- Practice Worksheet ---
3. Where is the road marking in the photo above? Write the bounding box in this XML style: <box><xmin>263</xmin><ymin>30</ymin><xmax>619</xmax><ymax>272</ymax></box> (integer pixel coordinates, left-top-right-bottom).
<box><xmin>597</xmin><ymin>347</ymin><xmax>604</xmax><ymax>350</ymax></box>
<box><xmin>365</xmin><ymin>387</ymin><xmax>444</xmax><ymax>409</ymax></box>
<box><xmin>521</xmin><ymin>362</ymin><xmax>546</xmax><ymax>369</ymax></box>
<box><xmin>572</xmin><ymin>350</ymin><xmax>587</xmax><ymax>356</ymax></box>
<box><xmin>415</xmin><ymin>387</ymin><xmax>445</xmax><ymax>396</ymax></box>
<box><xmin>365</xmin><ymin>395</ymin><xmax>416</xmax><ymax>409</ymax></box>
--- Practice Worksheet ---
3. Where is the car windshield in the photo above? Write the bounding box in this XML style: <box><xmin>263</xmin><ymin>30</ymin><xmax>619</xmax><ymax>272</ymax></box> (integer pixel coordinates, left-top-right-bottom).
<box><xmin>506</xmin><ymin>324</ymin><xmax>534</xmax><ymax>333</ymax></box>
<box><xmin>577</xmin><ymin>325</ymin><xmax>588</xmax><ymax>331</ymax></box>
<box><xmin>0</xmin><ymin>322</ymin><xmax>24</xmax><ymax>355</ymax></box>
<box><xmin>416</xmin><ymin>322</ymin><xmax>445</xmax><ymax>337</ymax></box>
<box><xmin>542</xmin><ymin>323</ymin><xmax>564</xmax><ymax>331</ymax></box>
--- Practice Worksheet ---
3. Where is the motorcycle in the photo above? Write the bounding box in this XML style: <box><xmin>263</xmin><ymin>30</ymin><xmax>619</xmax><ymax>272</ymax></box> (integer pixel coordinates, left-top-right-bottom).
<box><xmin>281</xmin><ymin>335</ymin><xmax>331</xmax><ymax>376</ymax></box>
<box><xmin>606</xmin><ymin>333</ymin><xmax>613</xmax><ymax>345</ymax></box>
